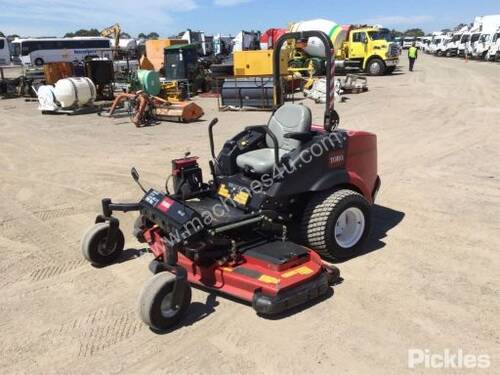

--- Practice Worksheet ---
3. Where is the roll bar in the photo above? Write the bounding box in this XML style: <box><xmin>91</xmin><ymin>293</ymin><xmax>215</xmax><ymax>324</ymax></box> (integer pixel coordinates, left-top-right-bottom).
<box><xmin>273</xmin><ymin>31</ymin><xmax>339</xmax><ymax>131</ymax></box>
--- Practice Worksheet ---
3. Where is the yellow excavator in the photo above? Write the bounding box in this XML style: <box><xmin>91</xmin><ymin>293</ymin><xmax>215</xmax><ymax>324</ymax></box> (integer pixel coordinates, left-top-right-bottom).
<box><xmin>100</xmin><ymin>23</ymin><xmax>121</xmax><ymax>58</ymax></box>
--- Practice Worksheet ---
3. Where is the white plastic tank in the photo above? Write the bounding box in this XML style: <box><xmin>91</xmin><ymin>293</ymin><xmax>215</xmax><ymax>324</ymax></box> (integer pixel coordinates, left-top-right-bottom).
<box><xmin>289</xmin><ymin>18</ymin><xmax>341</xmax><ymax>57</ymax></box>
<box><xmin>53</xmin><ymin>77</ymin><xmax>96</xmax><ymax>108</ymax></box>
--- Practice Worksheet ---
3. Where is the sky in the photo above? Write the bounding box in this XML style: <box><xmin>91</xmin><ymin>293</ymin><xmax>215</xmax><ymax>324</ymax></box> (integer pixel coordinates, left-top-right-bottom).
<box><xmin>1</xmin><ymin>0</ymin><xmax>499</xmax><ymax>37</ymax></box>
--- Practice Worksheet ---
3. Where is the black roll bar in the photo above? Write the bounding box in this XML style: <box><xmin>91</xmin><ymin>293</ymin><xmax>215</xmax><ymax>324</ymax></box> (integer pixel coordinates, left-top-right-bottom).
<box><xmin>273</xmin><ymin>31</ymin><xmax>338</xmax><ymax>131</ymax></box>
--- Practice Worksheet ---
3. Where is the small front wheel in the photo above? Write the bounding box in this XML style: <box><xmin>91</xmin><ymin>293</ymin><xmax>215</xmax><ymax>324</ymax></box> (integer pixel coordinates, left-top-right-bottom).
<box><xmin>137</xmin><ymin>272</ymin><xmax>191</xmax><ymax>332</ymax></box>
<box><xmin>81</xmin><ymin>223</ymin><xmax>124</xmax><ymax>266</ymax></box>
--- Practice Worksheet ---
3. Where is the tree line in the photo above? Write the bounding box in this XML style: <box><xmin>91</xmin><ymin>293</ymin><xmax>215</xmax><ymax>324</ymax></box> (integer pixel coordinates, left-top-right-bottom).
<box><xmin>62</xmin><ymin>29</ymin><xmax>160</xmax><ymax>39</ymax></box>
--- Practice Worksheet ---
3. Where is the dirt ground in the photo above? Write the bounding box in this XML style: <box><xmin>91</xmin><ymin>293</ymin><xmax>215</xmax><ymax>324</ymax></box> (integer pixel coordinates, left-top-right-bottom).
<box><xmin>0</xmin><ymin>54</ymin><xmax>499</xmax><ymax>374</ymax></box>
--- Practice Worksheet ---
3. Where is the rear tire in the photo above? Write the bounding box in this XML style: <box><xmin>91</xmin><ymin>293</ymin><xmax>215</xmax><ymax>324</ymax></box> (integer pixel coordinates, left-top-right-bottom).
<box><xmin>300</xmin><ymin>189</ymin><xmax>372</xmax><ymax>260</ymax></box>
<box><xmin>34</xmin><ymin>58</ymin><xmax>44</xmax><ymax>66</ymax></box>
<box><xmin>366</xmin><ymin>58</ymin><xmax>385</xmax><ymax>76</ymax></box>
<box><xmin>137</xmin><ymin>272</ymin><xmax>191</xmax><ymax>332</ymax></box>
<box><xmin>81</xmin><ymin>223</ymin><xmax>125</xmax><ymax>266</ymax></box>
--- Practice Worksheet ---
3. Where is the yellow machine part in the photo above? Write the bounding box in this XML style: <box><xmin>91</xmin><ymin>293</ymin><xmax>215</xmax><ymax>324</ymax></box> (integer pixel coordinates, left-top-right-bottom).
<box><xmin>233</xmin><ymin>50</ymin><xmax>289</xmax><ymax>76</ymax></box>
<box><xmin>158</xmin><ymin>81</ymin><xmax>188</xmax><ymax>102</ymax></box>
<box><xmin>145</xmin><ymin>39</ymin><xmax>188</xmax><ymax>72</ymax></box>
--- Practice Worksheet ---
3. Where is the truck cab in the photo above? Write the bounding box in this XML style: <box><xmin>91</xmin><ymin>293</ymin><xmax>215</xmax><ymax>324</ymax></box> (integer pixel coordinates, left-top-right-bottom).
<box><xmin>473</xmin><ymin>33</ymin><xmax>493</xmax><ymax>59</ymax></box>
<box><xmin>435</xmin><ymin>35</ymin><xmax>452</xmax><ymax>56</ymax></box>
<box><xmin>402</xmin><ymin>37</ymin><xmax>415</xmax><ymax>49</ymax></box>
<box><xmin>446</xmin><ymin>30</ymin><xmax>466</xmax><ymax>57</ymax></box>
<box><xmin>466</xmin><ymin>32</ymin><xmax>481</xmax><ymax>56</ymax></box>
<box><xmin>458</xmin><ymin>33</ymin><xmax>470</xmax><ymax>56</ymax></box>
<box><xmin>487</xmin><ymin>28</ymin><xmax>500</xmax><ymax>61</ymax></box>
<box><xmin>341</xmin><ymin>27</ymin><xmax>400</xmax><ymax>76</ymax></box>
<box><xmin>0</xmin><ymin>37</ymin><xmax>10</xmax><ymax>66</ymax></box>
<box><xmin>429</xmin><ymin>37</ymin><xmax>442</xmax><ymax>55</ymax></box>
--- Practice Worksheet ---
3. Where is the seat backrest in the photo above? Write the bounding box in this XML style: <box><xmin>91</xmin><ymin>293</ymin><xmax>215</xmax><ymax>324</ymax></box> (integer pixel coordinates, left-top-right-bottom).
<box><xmin>266</xmin><ymin>104</ymin><xmax>312</xmax><ymax>151</ymax></box>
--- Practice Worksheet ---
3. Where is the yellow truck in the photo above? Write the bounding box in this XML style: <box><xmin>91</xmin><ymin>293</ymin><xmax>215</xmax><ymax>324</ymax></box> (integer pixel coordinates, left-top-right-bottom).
<box><xmin>338</xmin><ymin>26</ymin><xmax>400</xmax><ymax>75</ymax></box>
<box><xmin>290</xmin><ymin>20</ymin><xmax>400</xmax><ymax>76</ymax></box>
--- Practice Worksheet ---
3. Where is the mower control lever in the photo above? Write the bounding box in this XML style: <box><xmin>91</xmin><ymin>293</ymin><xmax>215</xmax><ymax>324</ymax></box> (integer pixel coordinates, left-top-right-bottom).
<box><xmin>131</xmin><ymin>167</ymin><xmax>147</xmax><ymax>193</ymax></box>
<box><xmin>208</xmin><ymin>118</ymin><xmax>219</xmax><ymax>160</ymax></box>
<box><xmin>245</xmin><ymin>125</ymin><xmax>281</xmax><ymax>167</ymax></box>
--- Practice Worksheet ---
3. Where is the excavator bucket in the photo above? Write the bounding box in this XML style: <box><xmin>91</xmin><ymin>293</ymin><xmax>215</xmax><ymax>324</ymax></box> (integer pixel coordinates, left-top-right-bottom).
<box><xmin>154</xmin><ymin>102</ymin><xmax>204</xmax><ymax>123</ymax></box>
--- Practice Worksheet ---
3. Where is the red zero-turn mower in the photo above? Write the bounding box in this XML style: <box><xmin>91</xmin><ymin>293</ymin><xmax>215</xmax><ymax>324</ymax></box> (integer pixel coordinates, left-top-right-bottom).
<box><xmin>81</xmin><ymin>31</ymin><xmax>381</xmax><ymax>332</ymax></box>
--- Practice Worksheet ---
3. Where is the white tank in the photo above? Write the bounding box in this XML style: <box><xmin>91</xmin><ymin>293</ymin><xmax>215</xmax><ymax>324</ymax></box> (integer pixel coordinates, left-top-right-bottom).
<box><xmin>53</xmin><ymin>77</ymin><xmax>96</xmax><ymax>108</ymax></box>
<box><xmin>289</xmin><ymin>18</ymin><xmax>340</xmax><ymax>57</ymax></box>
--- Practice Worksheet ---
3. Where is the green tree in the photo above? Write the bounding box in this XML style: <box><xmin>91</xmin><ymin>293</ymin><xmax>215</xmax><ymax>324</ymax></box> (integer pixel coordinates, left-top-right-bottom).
<box><xmin>120</xmin><ymin>32</ymin><xmax>131</xmax><ymax>38</ymax></box>
<box><xmin>441</xmin><ymin>28</ymin><xmax>452</xmax><ymax>33</ymax></box>
<box><xmin>403</xmin><ymin>28</ymin><xmax>425</xmax><ymax>37</ymax></box>
<box><xmin>0</xmin><ymin>31</ymin><xmax>5</xmax><ymax>37</ymax></box>
<box><xmin>64</xmin><ymin>28</ymin><xmax>100</xmax><ymax>37</ymax></box>
<box><xmin>454</xmin><ymin>23</ymin><xmax>468</xmax><ymax>31</ymax></box>
<box><xmin>390</xmin><ymin>29</ymin><xmax>403</xmax><ymax>37</ymax></box>
<box><xmin>147</xmin><ymin>32</ymin><xmax>159</xmax><ymax>40</ymax></box>
<box><xmin>138</xmin><ymin>33</ymin><xmax>147</xmax><ymax>39</ymax></box>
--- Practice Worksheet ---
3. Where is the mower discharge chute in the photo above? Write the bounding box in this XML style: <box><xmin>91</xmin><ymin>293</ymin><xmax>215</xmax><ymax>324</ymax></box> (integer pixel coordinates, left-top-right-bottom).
<box><xmin>81</xmin><ymin>31</ymin><xmax>380</xmax><ymax>332</ymax></box>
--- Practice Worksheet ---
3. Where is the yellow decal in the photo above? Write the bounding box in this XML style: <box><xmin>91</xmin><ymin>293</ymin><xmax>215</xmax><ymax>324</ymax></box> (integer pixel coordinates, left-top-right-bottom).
<box><xmin>233</xmin><ymin>191</ymin><xmax>249</xmax><ymax>206</ymax></box>
<box><xmin>281</xmin><ymin>266</ymin><xmax>313</xmax><ymax>278</ymax></box>
<box><xmin>218</xmin><ymin>184</ymin><xmax>230</xmax><ymax>198</ymax></box>
<box><xmin>258</xmin><ymin>275</ymin><xmax>280</xmax><ymax>284</ymax></box>
<box><xmin>221</xmin><ymin>267</ymin><xmax>233</xmax><ymax>272</ymax></box>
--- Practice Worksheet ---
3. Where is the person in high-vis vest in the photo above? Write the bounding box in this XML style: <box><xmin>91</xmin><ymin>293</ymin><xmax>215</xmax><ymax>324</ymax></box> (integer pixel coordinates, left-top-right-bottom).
<box><xmin>408</xmin><ymin>42</ymin><xmax>418</xmax><ymax>72</ymax></box>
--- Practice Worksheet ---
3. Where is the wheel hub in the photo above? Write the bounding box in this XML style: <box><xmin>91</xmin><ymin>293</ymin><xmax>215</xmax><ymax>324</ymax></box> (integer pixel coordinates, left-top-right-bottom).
<box><xmin>97</xmin><ymin>238</ymin><xmax>115</xmax><ymax>256</ymax></box>
<box><xmin>370</xmin><ymin>63</ymin><xmax>381</xmax><ymax>75</ymax></box>
<box><xmin>334</xmin><ymin>207</ymin><xmax>365</xmax><ymax>249</ymax></box>
<box><xmin>160</xmin><ymin>292</ymin><xmax>180</xmax><ymax>318</ymax></box>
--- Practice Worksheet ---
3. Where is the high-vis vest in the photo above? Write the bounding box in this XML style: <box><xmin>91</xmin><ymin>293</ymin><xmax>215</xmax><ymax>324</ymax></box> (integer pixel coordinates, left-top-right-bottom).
<box><xmin>408</xmin><ymin>47</ymin><xmax>417</xmax><ymax>58</ymax></box>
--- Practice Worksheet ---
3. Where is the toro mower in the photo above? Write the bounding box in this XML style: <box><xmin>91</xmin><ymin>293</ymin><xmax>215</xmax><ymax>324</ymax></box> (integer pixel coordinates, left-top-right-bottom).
<box><xmin>81</xmin><ymin>31</ymin><xmax>380</xmax><ymax>332</ymax></box>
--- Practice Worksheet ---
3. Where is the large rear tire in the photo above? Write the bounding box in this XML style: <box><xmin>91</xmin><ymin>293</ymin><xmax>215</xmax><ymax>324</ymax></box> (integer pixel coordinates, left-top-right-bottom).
<box><xmin>300</xmin><ymin>189</ymin><xmax>372</xmax><ymax>260</ymax></box>
<box><xmin>137</xmin><ymin>272</ymin><xmax>191</xmax><ymax>332</ymax></box>
<box><xmin>81</xmin><ymin>223</ymin><xmax>124</xmax><ymax>266</ymax></box>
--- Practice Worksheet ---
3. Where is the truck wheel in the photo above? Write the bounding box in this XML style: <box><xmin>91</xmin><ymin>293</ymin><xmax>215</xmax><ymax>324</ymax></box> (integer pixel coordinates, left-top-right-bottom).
<box><xmin>300</xmin><ymin>189</ymin><xmax>371</xmax><ymax>260</ymax></box>
<box><xmin>366</xmin><ymin>58</ymin><xmax>385</xmax><ymax>76</ymax></box>
<box><xmin>137</xmin><ymin>272</ymin><xmax>191</xmax><ymax>332</ymax></box>
<box><xmin>81</xmin><ymin>223</ymin><xmax>124</xmax><ymax>266</ymax></box>
<box><xmin>34</xmin><ymin>58</ymin><xmax>44</xmax><ymax>66</ymax></box>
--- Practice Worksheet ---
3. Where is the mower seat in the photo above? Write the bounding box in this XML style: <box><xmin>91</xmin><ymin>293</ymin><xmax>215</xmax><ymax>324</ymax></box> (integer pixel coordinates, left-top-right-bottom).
<box><xmin>236</xmin><ymin>104</ymin><xmax>312</xmax><ymax>174</ymax></box>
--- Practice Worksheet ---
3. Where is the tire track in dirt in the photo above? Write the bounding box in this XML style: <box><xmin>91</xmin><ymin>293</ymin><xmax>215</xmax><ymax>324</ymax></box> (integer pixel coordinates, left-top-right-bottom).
<box><xmin>32</xmin><ymin>207</ymin><xmax>78</xmax><ymax>222</ymax></box>
<box><xmin>29</xmin><ymin>258</ymin><xmax>87</xmax><ymax>282</ymax></box>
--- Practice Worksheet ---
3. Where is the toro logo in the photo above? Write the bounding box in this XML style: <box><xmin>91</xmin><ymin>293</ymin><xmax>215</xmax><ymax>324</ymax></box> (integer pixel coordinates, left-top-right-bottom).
<box><xmin>156</xmin><ymin>197</ymin><xmax>174</xmax><ymax>213</ymax></box>
<box><xmin>328</xmin><ymin>150</ymin><xmax>345</xmax><ymax>168</ymax></box>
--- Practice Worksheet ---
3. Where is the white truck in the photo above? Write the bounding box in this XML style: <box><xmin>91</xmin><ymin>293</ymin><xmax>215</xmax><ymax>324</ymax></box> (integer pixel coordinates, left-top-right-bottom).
<box><xmin>0</xmin><ymin>37</ymin><xmax>10</xmax><ymax>65</ymax></box>
<box><xmin>486</xmin><ymin>27</ymin><xmax>500</xmax><ymax>61</ymax></box>
<box><xmin>429</xmin><ymin>36</ymin><xmax>443</xmax><ymax>55</ymax></box>
<box><xmin>402</xmin><ymin>36</ymin><xmax>415</xmax><ymax>49</ymax></box>
<box><xmin>435</xmin><ymin>34</ymin><xmax>452</xmax><ymax>56</ymax></box>
<box><xmin>465</xmin><ymin>28</ymin><xmax>481</xmax><ymax>57</ymax></box>
<box><xmin>445</xmin><ymin>26</ymin><xmax>468</xmax><ymax>56</ymax></box>
<box><xmin>471</xmin><ymin>15</ymin><xmax>500</xmax><ymax>59</ymax></box>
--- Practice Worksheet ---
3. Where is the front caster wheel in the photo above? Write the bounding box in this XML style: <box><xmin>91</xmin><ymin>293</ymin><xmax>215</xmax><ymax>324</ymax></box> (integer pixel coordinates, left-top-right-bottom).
<box><xmin>137</xmin><ymin>272</ymin><xmax>191</xmax><ymax>332</ymax></box>
<box><xmin>81</xmin><ymin>223</ymin><xmax>125</xmax><ymax>266</ymax></box>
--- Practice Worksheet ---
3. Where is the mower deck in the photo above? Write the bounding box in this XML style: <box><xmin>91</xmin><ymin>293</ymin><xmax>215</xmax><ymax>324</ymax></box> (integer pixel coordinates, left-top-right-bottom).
<box><xmin>169</xmin><ymin>241</ymin><xmax>333</xmax><ymax>315</ymax></box>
